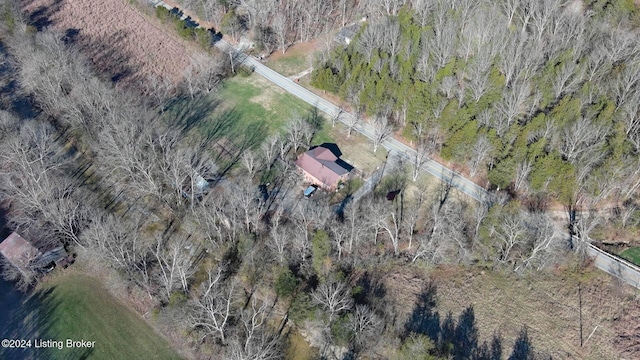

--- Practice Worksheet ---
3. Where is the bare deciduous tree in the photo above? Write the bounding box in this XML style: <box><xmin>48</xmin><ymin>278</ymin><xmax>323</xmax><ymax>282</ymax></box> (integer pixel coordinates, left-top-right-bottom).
<box><xmin>348</xmin><ymin>304</ymin><xmax>383</xmax><ymax>351</ymax></box>
<box><xmin>154</xmin><ymin>234</ymin><xmax>199</xmax><ymax>299</ymax></box>
<box><xmin>189</xmin><ymin>267</ymin><xmax>237</xmax><ymax>343</ymax></box>
<box><xmin>468</xmin><ymin>136</ymin><xmax>493</xmax><ymax>177</ymax></box>
<box><xmin>371</xmin><ymin>114</ymin><xmax>393</xmax><ymax>153</ymax></box>
<box><xmin>311</xmin><ymin>279</ymin><xmax>354</xmax><ymax>322</ymax></box>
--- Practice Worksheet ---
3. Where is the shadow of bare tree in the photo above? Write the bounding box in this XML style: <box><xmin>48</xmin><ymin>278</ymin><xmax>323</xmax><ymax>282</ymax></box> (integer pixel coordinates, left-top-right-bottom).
<box><xmin>0</xmin><ymin>284</ymin><xmax>94</xmax><ymax>360</ymax></box>
<box><xmin>403</xmin><ymin>282</ymin><xmax>507</xmax><ymax>360</ymax></box>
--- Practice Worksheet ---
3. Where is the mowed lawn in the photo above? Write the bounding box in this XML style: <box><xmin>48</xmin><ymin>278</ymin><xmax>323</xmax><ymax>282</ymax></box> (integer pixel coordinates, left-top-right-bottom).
<box><xmin>31</xmin><ymin>273</ymin><xmax>182</xmax><ymax>360</ymax></box>
<box><xmin>266</xmin><ymin>53</ymin><xmax>310</xmax><ymax>77</ymax></box>
<box><xmin>621</xmin><ymin>247</ymin><xmax>640</xmax><ymax>266</ymax></box>
<box><xmin>217</xmin><ymin>73</ymin><xmax>314</xmax><ymax>135</ymax></box>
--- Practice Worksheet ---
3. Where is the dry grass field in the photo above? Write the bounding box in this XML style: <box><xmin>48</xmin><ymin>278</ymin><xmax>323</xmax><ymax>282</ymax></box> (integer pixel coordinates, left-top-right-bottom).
<box><xmin>19</xmin><ymin>0</ymin><xmax>199</xmax><ymax>86</ymax></box>
<box><xmin>381</xmin><ymin>263</ymin><xmax>640</xmax><ymax>359</ymax></box>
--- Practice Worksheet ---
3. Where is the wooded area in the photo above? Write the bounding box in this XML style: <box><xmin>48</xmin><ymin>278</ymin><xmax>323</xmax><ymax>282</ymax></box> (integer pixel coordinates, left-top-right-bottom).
<box><xmin>311</xmin><ymin>0</ymin><xmax>640</xmax><ymax>222</ymax></box>
<box><xmin>0</xmin><ymin>0</ymin><xmax>639</xmax><ymax>359</ymax></box>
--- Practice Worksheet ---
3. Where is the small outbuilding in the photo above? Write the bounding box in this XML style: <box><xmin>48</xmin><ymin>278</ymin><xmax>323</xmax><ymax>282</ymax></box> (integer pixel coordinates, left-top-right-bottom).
<box><xmin>0</xmin><ymin>232</ymin><xmax>40</xmax><ymax>269</ymax></box>
<box><xmin>0</xmin><ymin>232</ymin><xmax>72</xmax><ymax>272</ymax></box>
<box><xmin>334</xmin><ymin>23</ymin><xmax>361</xmax><ymax>45</ymax></box>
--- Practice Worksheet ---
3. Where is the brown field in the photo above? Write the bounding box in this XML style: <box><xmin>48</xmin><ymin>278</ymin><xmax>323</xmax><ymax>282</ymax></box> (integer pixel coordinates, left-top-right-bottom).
<box><xmin>382</xmin><ymin>264</ymin><xmax>640</xmax><ymax>359</ymax></box>
<box><xmin>19</xmin><ymin>0</ymin><xmax>200</xmax><ymax>86</ymax></box>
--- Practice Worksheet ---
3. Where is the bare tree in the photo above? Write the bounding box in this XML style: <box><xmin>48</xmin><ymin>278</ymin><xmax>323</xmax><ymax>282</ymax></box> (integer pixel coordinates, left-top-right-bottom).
<box><xmin>0</xmin><ymin>120</ymin><xmax>89</xmax><ymax>246</ymax></box>
<box><xmin>515</xmin><ymin>212</ymin><xmax>561</xmax><ymax>272</ymax></box>
<box><xmin>468</xmin><ymin>136</ymin><xmax>493</xmax><ymax>177</ymax></box>
<box><xmin>329</xmin><ymin>221</ymin><xmax>349</xmax><ymax>261</ymax></box>
<box><xmin>154</xmin><ymin>234</ymin><xmax>199</xmax><ymax>299</ymax></box>
<box><xmin>494</xmin><ymin>80</ymin><xmax>532</xmax><ymax>132</ymax></box>
<box><xmin>80</xmin><ymin>213</ymin><xmax>155</xmax><ymax>294</ymax></box>
<box><xmin>286</xmin><ymin>116</ymin><xmax>311</xmax><ymax>152</ymax></box>
<box><xmin>552</xmin><ymin>59</ymin><xmax>584</xmax><ymax>100</ymax></box>
<box><xmin>612</xmin><ymin>62</ymin><xmax>640</xmax><ymax>110</ymax></box>
<box><xmin>342</xmin><ymin>200</ymin><xmax>367</xmax><ymax>257</ymax></box>
<box><xmin>241</xmin><ymin>149</ymin><xmax>261</xmax><ymax>177</ymax></box>
<box><xmin>357</xmin><ymin>23</ymin><xmax>383</xmax><ymax>62</ymax></box>
<box><xmin>499</xmin><ymin>0</ymin><xmax>521</xmax><ymax>28</ymax></box>
<box><xmin>529</xmin><ymin>0</ymin><xmax>563</xmax><ymax>42</ymax></box>
<box><xmin>413</xmin><ymin>194</ymin><xmax>470</xmax><ymax>264</ymax></box>
<box><xmin>371</xmin><ymin>197</ymin><xmax>402</xmax><ymax>255</ymax></box>
<box><xmin>189</xmin><ymin>267</ymin><xmax>237</xmax><ymax>343</ymax></box>
<box><xmin>183</xmin><ymin>53</ymin><xmax>227</xmax><ymax>98</ymax></box>
<box><xmin>145</xmin><ymin>74</ymin><xmax>176</xmax><ymax>112</ymax></box>
<box><xmin>410</xmin><ymin>136</ymin><xmax>433</xmax><ymax>182</ymax></box>
<box><xmin>344</xmin><ymin>109</ymin><xmax>363</xmax><ymax>138</ymax></box>
<box><xmin>560</xmin><ymin>117</ymin><xmax>608</xmax><ymax>164</ymax></box>
<box><xmin>0</xmin><ymin>246</ymin><xmax>39</xmax><ymax>291</ymax></box>
<box><xmin>403</xmin><ymin>190</ymin><xmax>425</xmax><ymax>251</ymax></box>
<box><xmin>621</xmin><ymin>98</ymin><xmax>640</xmax><ymax>153</ymax></box>
<box><xmin>268</xmin><ymin>223</ymin><xmax>291</xmax><ymax>264</ymax></box>
<box><xmin>348</xmin><ymin>304</ymin><xmax>383</xmax><ymax>351</ymax></box>
<box><xmin>261</xmin><ymin>134</ymin><xmax>281</xmax><ymax>169</ymax></box>
<box><xmin>227</xmin><ymin>176</ymin><xmax>265</xmax><ymax>234</ymax></box>
<box><xmin>227</xmin><ymin>295</ymin><xmax>282</xmax><ymax>360</ymax></box>
<box><xmin>273</xmin><ymin>13</ymin><xmax>288</xmax><ymax>54</ymax></box>
<box><xmin>429</xmin><ymin>8</ymin><xmax>458</xmax><ymax>68</ymax></box>
<box><xmin>499</xmin><ymin>32</ymin><xmax>528</xmax><ymax>87</ymax></box>
<box><xmin>514</xmin><ymin>159</ymin><xmax>533</xmax><ymax>192</ymax></box>
<box><xmin>488</xmin><ymin>208</ymin><xmax>527</xmax><ymax>265</ymax></box>
<box><xmin>188</xmin><ymin>195</ymin><xmax>234</xmax><ymax>250</ymax></box>
<box><xmin>371</xmin><ymin>114</ymin><xmax>393</xmax><ymax>153</ymax></box>
<box><xmin>311</xmin><ymin>279</ymin><xmax>354</xmax><ymax>322</ymax></box>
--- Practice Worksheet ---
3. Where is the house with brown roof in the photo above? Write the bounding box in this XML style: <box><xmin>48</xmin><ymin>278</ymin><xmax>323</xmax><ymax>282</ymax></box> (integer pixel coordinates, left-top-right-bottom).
<box><xmin>295</xmin><ymin>143</ymin><xmax>354</xmax><ymax>190</ymax></box>
<box><xmin>0</xmin><ymin>232</ymin><xmax>72</xmax><ymax>273</ymax></box>
<box><xmin>0</xmin><ymin>232</ymin><xmax>41</xmax><ymax>270</ymax></box>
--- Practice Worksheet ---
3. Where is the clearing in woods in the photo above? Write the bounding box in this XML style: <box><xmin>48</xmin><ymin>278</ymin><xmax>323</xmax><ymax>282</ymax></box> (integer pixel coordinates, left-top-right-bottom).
<box><xmin>383</xmin><ymin>265</ymin><xmax>639</xmax><ymax>359</ymax></box>
<box><xmin>215</xmin><ymin>73</ymin><xmax>313</xmax><ymax>135</ymax></box>
<box><xmin>19</xmin><ymin>0</ymin><xmax>200</xmax><ymax>86</ymax></box>
<box><xmin>265</xmin><ymin>37</ymin><xmax>324</xmax><ymax>77</ymax></box>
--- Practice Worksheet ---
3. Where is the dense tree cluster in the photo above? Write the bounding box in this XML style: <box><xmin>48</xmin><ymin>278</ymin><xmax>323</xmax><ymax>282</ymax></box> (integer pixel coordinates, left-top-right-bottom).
<box><xmin>172</xmin><ymin>0</ymin><xmax>362</xmax><ymax>51</ymax></box>
<box><xmin>311</xmin><ymin>0</ymin><xmax>640</xmax><ymax>219</ymax></box>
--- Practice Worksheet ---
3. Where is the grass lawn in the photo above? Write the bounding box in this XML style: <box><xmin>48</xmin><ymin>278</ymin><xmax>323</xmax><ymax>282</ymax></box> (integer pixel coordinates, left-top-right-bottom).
<box><xmin>311</xmin><ymin>121</ymin><xmax>388</xmax><ymax>176</ymax></box>
<box><xmin>621</xmin><ymin>247</ymin><xmax>640</xmax><ymax>266</ymax></box>
<box><xmin>29</xmin><ymin>272</ymin><xmax>181</xmax><ymax>360</ymax></box>
<box><xmin>212</xmin><ymin>73</ymin><xmax>315</xmax><ymax>138</ymax></box>
<box><xmin>267</xmin><ymin>53</ymin><xmax>311</xmax><ymax>76</ymax></box>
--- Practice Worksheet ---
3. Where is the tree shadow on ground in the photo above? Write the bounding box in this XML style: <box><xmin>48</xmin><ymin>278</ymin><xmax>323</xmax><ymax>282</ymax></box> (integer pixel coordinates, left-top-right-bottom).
<box><xmin>164</xmin><ymin>95</ymin><xmax>224</xmax><ymax>136</ymax></box>
<box><xmin>0</xmin><ymin>42</ymin><xmax>40</xmax><ymax>119</ymax></box>
<box><xmin>20</xmin><ymin>2</ymin><xmax>143</xmax><ymax>88</ymax></box>
<box><xmin>0</xmin><ymin>284</ymin><xmax>93</xmax><ymax>360</ymax></box>
<box><xmin>79</xmin><ymin>29</ymin><xmax>139</xmax><ymax>84</ymax></box>
<box><xmin>403</xmin><ymin>282</ymin><xmax>505</xmax><ymax>360</ymax></box>
<box><xmin>20</xmin><ymin>0</ymin><xmax>63</xmax><ymax>31</ymax></box>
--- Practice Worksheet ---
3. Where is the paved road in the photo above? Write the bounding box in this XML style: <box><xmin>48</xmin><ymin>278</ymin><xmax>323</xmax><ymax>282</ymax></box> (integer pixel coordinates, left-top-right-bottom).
<box><xmin>216</xmin><ymin>40</ymin><xmax>488</xmax><ymax>202</ymax></box>
<box><xmin>217</xmin><ymin>40</ymin><xmax>640</xmax><ymax>289</ymax></box>
<box><xmin>586</xmin><ymin>240</ymin><xmax>640</xmax><ymax>288</ymax></box>
<box><xmin>149</xmin><ymin>0</ymin><xmax>640</xmax><ymax>289</ymax></box>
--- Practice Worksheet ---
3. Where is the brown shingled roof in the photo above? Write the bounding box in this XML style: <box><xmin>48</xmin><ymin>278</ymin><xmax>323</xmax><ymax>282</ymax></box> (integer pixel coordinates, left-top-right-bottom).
<box><xmin>0</xmin><ymin>232</ymin><xmax>40</xmax><ymax>267</ymax></box>
<box><xmin>296</xmin><ymin>144</ymin><xmax>353</xmax><ymax>188</ymax></box>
